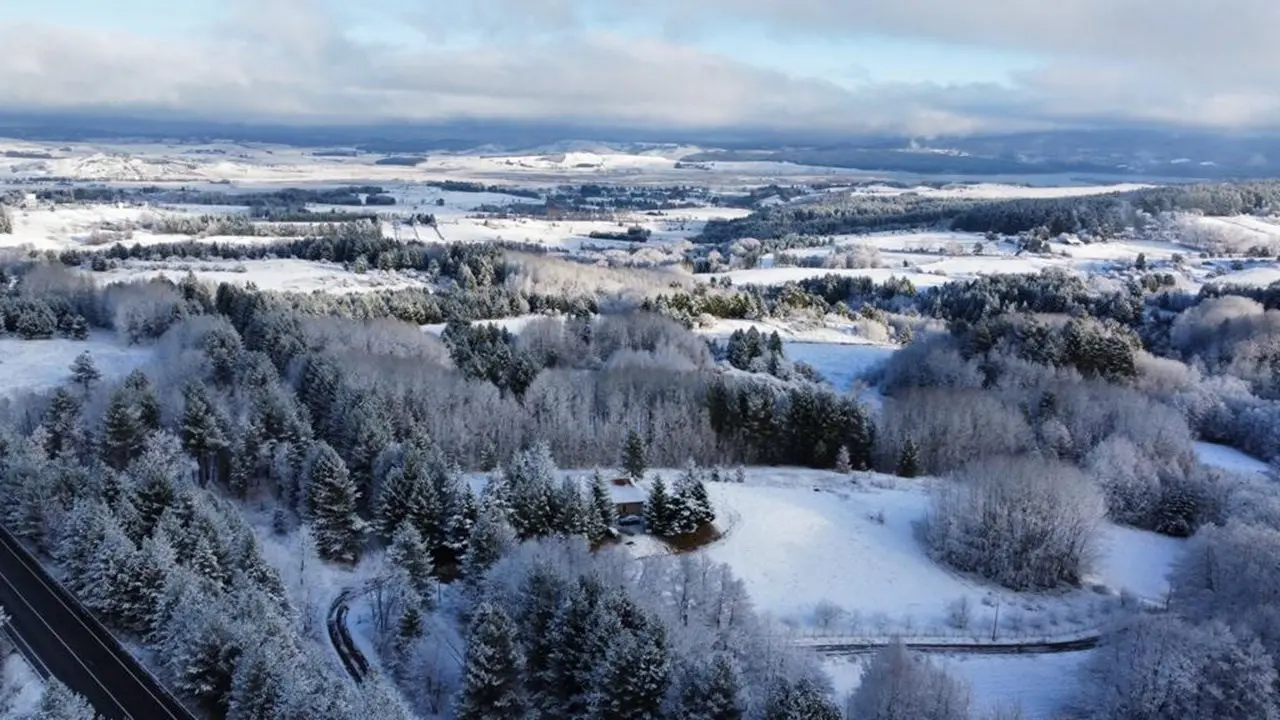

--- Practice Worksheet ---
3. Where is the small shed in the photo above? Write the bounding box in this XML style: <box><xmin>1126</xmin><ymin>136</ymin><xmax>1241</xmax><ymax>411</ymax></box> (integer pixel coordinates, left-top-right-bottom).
<box><xmin>609</xmin><ymin>477</ymin><xmax>647</xmax><ymax>519</ymax></box>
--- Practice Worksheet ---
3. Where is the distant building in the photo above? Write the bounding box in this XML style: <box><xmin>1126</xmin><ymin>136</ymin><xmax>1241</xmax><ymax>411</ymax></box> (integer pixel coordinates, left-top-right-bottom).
<box><xmin>608</xmin><ymin>477</ymin><xmax>647</xmax><ymax>519</ymax></box>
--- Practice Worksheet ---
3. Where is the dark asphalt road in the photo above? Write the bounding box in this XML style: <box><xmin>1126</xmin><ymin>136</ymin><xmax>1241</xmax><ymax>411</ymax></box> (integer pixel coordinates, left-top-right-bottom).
<box><xmin>0</xmin><ymin>525</ymin><xmax>194</xmax><ymax>720</ymax></box>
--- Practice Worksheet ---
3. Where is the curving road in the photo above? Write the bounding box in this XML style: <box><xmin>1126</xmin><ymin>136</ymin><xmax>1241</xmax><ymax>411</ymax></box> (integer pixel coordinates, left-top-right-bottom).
<box><xmin>0</xmin><ymin>524</ymin><xmax>195</xmax><ymax>720</ymax></box>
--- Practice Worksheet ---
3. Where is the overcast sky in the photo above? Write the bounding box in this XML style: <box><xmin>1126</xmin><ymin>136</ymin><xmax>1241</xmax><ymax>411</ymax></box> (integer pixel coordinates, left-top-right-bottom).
<box><xmin>2</xmin><ymin>0</ymin><xmax>1277</xmax><ymax>136</ymax></box>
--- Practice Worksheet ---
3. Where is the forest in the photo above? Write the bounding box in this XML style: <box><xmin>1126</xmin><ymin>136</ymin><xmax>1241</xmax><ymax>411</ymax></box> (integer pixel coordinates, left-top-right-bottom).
<box><xmin>697</xmin><ymin>180</ymin><xmax>1280</xmax><ymax>245</ymax></box>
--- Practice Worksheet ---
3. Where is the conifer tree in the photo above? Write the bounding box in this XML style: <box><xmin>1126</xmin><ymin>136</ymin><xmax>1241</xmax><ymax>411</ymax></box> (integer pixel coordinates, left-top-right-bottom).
<box><xmin>676</xmin><ymin>653</ymin><xmax>744</xmax><ymax>720</ymax></box>
<box><xmin>69</xmin><ymin>351</ymin><xmax>101</xmax><ymax>393</ymax></box>
<box><xmin>551</xmin><ymin>477</ymin><xmax>588</xmax><ymax>537</ymax></box>
<box><xmin>182</xmin><ymin>382</ymin><xmax>229</xmax><ymax>488</ymax></box>
<box><xmin>102</xmin><ymin>387</ymin><xmax>145</xmax><ymax>471</ymax></box>
<box><xmin>897</xmin><ymin>437</ymin><xmax>921</xmax><ymax>478</ymax></box>
<box><xmin>123</xmin><ymin>370</ymin><xmax>161</xmax><ymax>431</ymax></box>
<box><xmin>306</xmin><ymin>443</ymin><xmax>366</xmax><ymax>563</ymax></box>
<box><xmin>763</xmin><ymin>677</ymin><xmax>842</xmax><ymax>720</ymax></box>
<box><xmin>586</xmin><ymin>471</ymin><xmax>617</xmax><ymax>543</ymax></box>
<box><xmin>456</xmin><ymin>603</ymin><xmax>526</xmax><ymax>720</ymax></box>
<box><xmin>461</xmin><ymin>505</ymin><xmax>516</xmax><ymax>583</ymax></box>
<box><xmin>645</xmin><ymin>475</ymin><xmax>673</xmax><ymax>537</ymax></box>
<box><xmin>622</xmin><ymin>431</ymin><xmax>648</xmax><ymax>480</ymax></box>
<box><xmin>834</xmin><ymin>446</ymin><xmax>853</xmax><ymax>474</ymax></box>
<box><xmin>43</xmin><ymin>387</ymin><xmax>83</xmax><ymax>458</ymax></box>
<box><xmin>34</xmin><ymin>679</ymin><xmax>99</xmax><ymax>720</ymax></box>
<box><xmin>676</xmin><ymin>462</ymin><xmax>716</xmax><ymax>529</ymax></box>
<box><xmin>387</xmin><ymin>523</ymin><xmax>436</xmax><ymax>599</ymax></box>
<box><xmin>541</xmin><ymin>577</ymin><xmax>612</xmax><ymax>718</ymax></box>
<box><xmin>594</xmin><ymin>617</ymin><xmax>671</xmax><ymax>720</ymax></box>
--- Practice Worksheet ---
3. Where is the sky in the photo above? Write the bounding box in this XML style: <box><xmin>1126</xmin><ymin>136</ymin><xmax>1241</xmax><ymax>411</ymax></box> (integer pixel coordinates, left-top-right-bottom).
<box><xmin>2</xmin><ymin>0</ymin><xmax>1278</xmax><ymax>137</ymax></box>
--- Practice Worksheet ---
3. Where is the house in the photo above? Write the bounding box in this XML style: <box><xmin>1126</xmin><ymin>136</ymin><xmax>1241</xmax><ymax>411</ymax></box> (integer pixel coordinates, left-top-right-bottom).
<box><xmin>608</xmin><ymin>477</ymin><xmax>647</xmax><ymax>520</ymax></box>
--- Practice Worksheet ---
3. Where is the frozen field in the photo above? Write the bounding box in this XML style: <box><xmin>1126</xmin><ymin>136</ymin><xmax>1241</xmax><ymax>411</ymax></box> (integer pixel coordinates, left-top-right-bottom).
<box><xmin>1195</xmin><ymin>441</ymin><xmax>1272</xmax><ymax>475</ymax></box>
<box><xmin>93</xmin><ymin>259</ymin><xmax>434</xmax><ymax>295</ymax></box>
<box><xmin>824</xmin><ymin>650</ymin><xmax>1090</xmax><ymax>719</ymax></box>
<box><xmin>691</xmin><ymin>469</ymin><xmax>1165</xmax><ymax>638</ymax></box>
<box><xmin>0</xmin><ymin>334</ymin><xmax>153</xmax><ymax>398</ymax></box>
<box><xmin>782</xmin><ymin>342</ymin><xmax>898</xmax><ymax>391</ymax></box>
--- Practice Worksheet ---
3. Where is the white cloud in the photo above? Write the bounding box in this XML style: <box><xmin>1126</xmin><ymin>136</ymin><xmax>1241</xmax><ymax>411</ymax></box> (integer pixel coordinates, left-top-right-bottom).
<box><xmin>2</xmin><ymin>0</ymin><xmax>1278</xmax><ymax>134</ymax></box>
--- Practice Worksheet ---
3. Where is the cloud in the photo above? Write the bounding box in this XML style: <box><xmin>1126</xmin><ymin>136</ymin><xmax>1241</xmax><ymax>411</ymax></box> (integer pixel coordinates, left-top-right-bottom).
<box><xmin>1</xmin><ymin>0</ymin><xmax>1278</xmax><ymax>135</ymax></box>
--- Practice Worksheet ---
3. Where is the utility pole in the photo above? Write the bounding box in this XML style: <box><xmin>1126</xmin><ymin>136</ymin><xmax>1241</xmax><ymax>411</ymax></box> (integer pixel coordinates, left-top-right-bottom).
<box><xmin>991</xmin><ymin>597</ymin><xmax>1000</xmax><ymax>643</ymax></box>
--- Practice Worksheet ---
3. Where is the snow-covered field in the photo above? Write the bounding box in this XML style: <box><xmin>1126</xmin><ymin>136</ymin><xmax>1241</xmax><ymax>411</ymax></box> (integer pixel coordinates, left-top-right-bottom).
<box><xmin>688</xmin><ymin>469</ymin><xmax>1158</xmax><ymax>638</ymax></box>
<box><xmin>824</xmin><ymin>650</ymin><xmax>1090</xmax><ymax>719</ymax></box>
<box><xmin>0</xmin><ymin>334</ymin><xmax>152</xmax><ymax>398</ymax></box>
<box><xmin>1194</xmin><ymin>441</ymin><xmax>1272</xmax><ymax>476</ymax></box>
<box><xmin>94</xmin><ymin>259</ymin><xmax>434</xmax><ymax>295</ymax></box>
<box><xmin>781</xmin><ymin>342</ymin><xmax>898</xmax><ymax>392</ymax></box>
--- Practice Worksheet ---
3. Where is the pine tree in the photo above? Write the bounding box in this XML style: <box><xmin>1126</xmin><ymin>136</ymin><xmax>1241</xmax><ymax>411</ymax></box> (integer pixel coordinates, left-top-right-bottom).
<box><xmin>763</xmin><ymin>677</ymin><xmax>842</xmax><ymax>720</ymax></box>
<box><xmin>675</xmin><ymin>463</ymin><xmax>716</xmax><ymax>528</ymax></box>
<box><xmin>456</xmin><ymin>603</ymin><xmax>526</xmax><ymax>720</ymax></box>
<box><xmin>517</xmin><ymin>566</ymin><xmax>568</xmax><ymax>704</ymax></box>
<box><xmin>461</xmin><ymin>505</ymin><xmax>516</xmax><ymax>583</ymax></box>
<box><xmin>541</xmin><ymin>577</ymin><xmax>612</xmax><ymax>718</ymax></box>
<box><xmin>586</xmin><ymin>471</ymin><xmax>617</xmax><ymax>543</ymax></box>
<box><xmin>834</xmin><ymin>446</ymin><xmax>853</xmax><ymax>474</ymax></box>
<box><xmin>645</xmin><ymin>475</ymin><xmax>673</xmax><ymax>537</ymax></box>
<box><xmin>33</xmin><ymin>679</ymin><xmax>99</xmax><ymax>720</ymax></box>
<box><xmin>386</xmin><ymin>523</ymin><xmax>436</xmax><ymax>598</ymax></box>
<box><xmin>226</xmin><ymin>643</ymin><xmax>287</xmax><ymax>720</ymax></box>
<box><xmin>101</xmin><ymin>388</ymin><xmax>145</xmax><ymax>471</ymax></box>
<box><xmin>551</xmin><ymin>477</ymin><xmax>588</xmax><ymax>537</ymax></box>
<box><xmin>622</xmin><ymin>431</ymin><xmax>648</xmax><ymax>481</ymax></box>
<box><xmin>502</xmin><ymin>443</ymin><xmax>558</xmax><ymax>539</ymax></box>
<box><xmin>676</xmin><ymin>653</ymin><xmax>743</xmax><ymax>720</ymax></box>
<box><xmin>182</xmin><ymin>382</ymin><xmax>229</xmax><ymax>488</ymax></box>
<box><xmin>306</xmin><ymin>443</ymin><xmax>366</xmax><ymax>563</ymax></box>
<box><xmin>594</xmin><ymin>620</ymin><xmax>671</xmax><ymax>720</ymax></box>
<box><xmin>123</xmin><ymin>370</ymin><xmax>161</xmax><ymax>431</ymax></box>
<box><xmin>897</xmin><ymin>437</ymin><xmax>920</xmax><ymax>478</ymax></box>
<box><xmin>43</xmin><ymin>387</ymin><xmax>83</xmax><ymax>458</ymax></box>
<box><xmin>69</xmin><ymin>351</ymin><xmax>101</xmax><ymax>392</ymax></box>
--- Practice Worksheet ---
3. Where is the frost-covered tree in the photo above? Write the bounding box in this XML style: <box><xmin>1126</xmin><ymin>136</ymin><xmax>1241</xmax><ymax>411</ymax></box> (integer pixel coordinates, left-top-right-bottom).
<box><xmin>69</xmin><ymin>351</ymin><xmax>101</xmax><ymax>392</ymax></box>
<box><xmin>622</xmin><ymin>430</ymin><xmax>648</xmax><ymax>480</ymax></box>
<box><xmin>762</xmin><ymin>676</ymin><xmax>841</xmax><ymax>720</ymax></box>
<box><xmin>101</xmin><ymin>386</ymin><xmax>147</xmax><ymax>470</ymax></box>
<box><xmin>645</xmin><ymin>475</ymin><xmax>674</xmax><ymax>537</ymax></box>
<box><xmin>675</xmin><ymin>462</ymin><xmax>716</xmax><ymax>528</ymax></box>
<box><xmin>181</xmin><ymin>382</ymin><xmax>229</xmax><ymax>488</ymax></box>
<box><xmin>925</xmin><ymin>456</ymin><xmax>1105</xmax><ymax>590</ymax></box>
<box><xmin>1084</xmin><ymin>615</ymin><xmax>1279</xmax><ymax>720</ymax></box>
<box><xmin>386</xmin><ymin>524</ymin><xmax>437</xmax><ymax>599</ymax></box>
<box><xmin>455</xmin><ymin>603</ymin><xmax>526</xmax><ymax>720</ymax></box>
<box><xmin>847</xmin><ymin>642</ymin><xmax>971</xmax><ymax>720</ymax></box>
<box><xmin>586</xmin><ymin>471</ymin><xmax>617</xmax><ymax>543</ymax></box>
<box><xmin>305</xmin><ymin>442</ymin><xmax>366</xmax><ymax>563</ymax></box>
<box><xmin>896</xmin><ymin>437</ymin><xmax>920</xmax><ymax>478</ymax></box>
<box><xmin>674</xmin><ymin>653</ymin><xmax>743</xmax><ymax>720</ymax></box>
<box><xmin>501</xmin><ymin>443</ymin><xmax>558</xmax><ymax>539</ymax></box>
<box><xmin>32</xmin><ymin>679</ymin><xmax>99</xmax><ymax>720</ymax></box>
<box><xmin>461</xmin><ymin>504</ymin><xmax>516</xmax><ymax>584</ymax></box>
<box><xmin>42</xmin><ymin>387</ymin><xmax>83</xmax><ymax>458</ymax></box>
<box><xmin>593</xmin><ymin>614</ymin><xmax>671</xmax><ymax>720</ymax></box>
<box><xmin>834</xmin><ymin>446</ymin><xmax>853</xmax><ymax>474</ymax></box>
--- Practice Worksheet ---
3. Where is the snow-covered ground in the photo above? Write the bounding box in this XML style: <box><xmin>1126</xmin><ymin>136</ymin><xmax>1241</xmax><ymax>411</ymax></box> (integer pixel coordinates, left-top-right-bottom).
<box><xmin>0</xmin><ymin>334</ymin><xmax>152</xmax><ymax>398</ymax></box>
<box><xmin>823</xmin><ymin>650</ymin><xmax>1090</xmax><ymax>719</ymax></box>
<box><xmin>781</xmin><ymin>342</ymin><xmax>899</xmax><ymax>392</ymax></box>
<box><xmin>1094</xmin><ymin>525</ymin><xmax>1183</xmax><ymax>601</ymax></box>
<box><xmin>0</xmin><ymin>651</ymin><xmax>44</xmax><ymax>718</ymax></box>
<box><xmin>92</xmin><ymin>259</ymin><xmax>434</xmax><ymax>295</ymax></box>
<box><xmin>1194</xmin><ymin>441</ymin><xmax>1272</xmax><ymax>476</ymax></box>
<box><xmin>697</xmin><ymin>317</ymin><xmax>899</xmax><ymax>346</ymax></box>
<box><xmin>688</xmin><ymin>469</ymin><xmax>1152</xmax><ymax>640</ymax></box>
